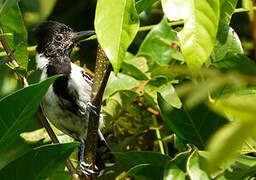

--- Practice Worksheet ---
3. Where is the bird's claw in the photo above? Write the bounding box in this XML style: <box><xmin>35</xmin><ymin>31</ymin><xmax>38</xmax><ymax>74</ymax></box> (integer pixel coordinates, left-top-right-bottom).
<box><xmin>87</xmin><ymin>102</ymin><xmax>99</xmax><ymax>116</ymax></box>
<box><xmin>80</xmin><ymin>162</ymin><xmax>99</xmax><ymax>176</ymax></box>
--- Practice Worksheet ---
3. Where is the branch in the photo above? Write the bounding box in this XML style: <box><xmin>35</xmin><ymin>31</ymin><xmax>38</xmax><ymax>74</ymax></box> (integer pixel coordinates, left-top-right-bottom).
<box><xmin>0</xmin><ymin>26</ymin><xmax>80</xmax><ymax>180</ymax></box>
<box><xmin>84</xmin><ymin>45</ymin><xmax>111</xmax><ymax>179</ymax></box>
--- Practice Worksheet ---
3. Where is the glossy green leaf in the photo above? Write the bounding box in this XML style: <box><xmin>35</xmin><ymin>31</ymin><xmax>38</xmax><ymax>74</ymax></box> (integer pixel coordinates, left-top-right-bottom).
<box><xmin>0</xmin><ymin>4</ymin><xmax>28</xmax><ymax>69</ymax></box>
<box><xmin>137</xmin><ymin>17</ymin><xmax>178</xmax><ymax>65</ymax></box>
<box><xmin>162</xmin><ymin>0</ymin><xmax>220</xmax><ymax>66</ymax></box>
<box><xmin>0</xmin><ymin>0</ymin><xmax>19</xmax><ymax>14</ymax></box>
<box><xmin>0</xmin><ymin>143</ymin><xmax>79</xmax><ymax>179</ymax></box>
<box><xmin>0</xmin><ymin>75</ymin><xmax>60</xmax><ymax>168</ymax></box>
<box><xmin>127</xmin><ymin>164</ymin><xmax>164</xmax><ymax>180</ymax></box>
<box><xmin>104</xmin><ymin>72</ymin><xmax>140</xmax><ymax>98</ymax></box>
<box><xmin>135</xmin><ymin>0</ymin><xmax>158</xmax><ymax>14</ymax></box>
<box><xmin>213</xmin><ymin>54</ymin><xmax>256</xmax><ymax>75</ymax></box>
<box><xmin>220</xmin><ymin>0</ymin><xmax>238</xmax><ymax>23</ymax></box>
<box><xmin>187</xmin><ymin>150</ymin><xmax>209</xmax><ymax>180</ymax></box>
<box><xmin>157</xmin><ymin>93</ymin><xmax>228</xmax><ymax>149</ymax></box>
<box><xmin>210</xmin><ymin>20</ymin><xmax>243</xmax><ymax>63</ymax></box>
<box><xmin>95</xmin><ymin>0</ymin><xmax>140</xmax><ymax>74</ymax></box>
<box><xmin>206</xmin><ymin>121</ymin><xmax>256</xmax><ymax>174</ymax></box>
<box><xmin>114</xmin><ymin>151</ymin><xmax>171</xmax><ymax>170</ymax></box>
<box><xmin>164</xmin><ymin>151</ymin><xmax>190</xmax><ymax>180</ymax></box>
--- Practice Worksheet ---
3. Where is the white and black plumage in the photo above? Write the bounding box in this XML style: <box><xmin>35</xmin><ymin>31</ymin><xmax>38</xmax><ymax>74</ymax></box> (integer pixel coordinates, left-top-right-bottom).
<box><xmin>34</xmin><ymin>21</ymin><xmax>112</xmax><ymax>175</ymax></box>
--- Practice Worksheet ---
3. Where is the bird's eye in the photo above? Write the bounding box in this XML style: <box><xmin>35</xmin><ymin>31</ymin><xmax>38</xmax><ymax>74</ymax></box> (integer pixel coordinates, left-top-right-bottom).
<box><xmin>56</xmin><ymin>34</ymin><xmax>63</xmax><ymax>41</ymax></box>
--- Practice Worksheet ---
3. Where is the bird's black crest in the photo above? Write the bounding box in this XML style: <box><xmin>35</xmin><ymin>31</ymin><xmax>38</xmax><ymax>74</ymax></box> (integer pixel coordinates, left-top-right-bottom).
<box><xmin>35</xmin><ymin>21</ymin><xmax>74</xmax><ymax>54</ymax></box>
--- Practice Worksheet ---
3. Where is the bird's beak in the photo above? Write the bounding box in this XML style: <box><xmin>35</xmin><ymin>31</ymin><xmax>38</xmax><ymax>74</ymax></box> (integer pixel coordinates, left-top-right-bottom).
<box><xmin>71</xmin><ymin>30</ymin><xmax>95</xmax><ymax>42</ymax></box>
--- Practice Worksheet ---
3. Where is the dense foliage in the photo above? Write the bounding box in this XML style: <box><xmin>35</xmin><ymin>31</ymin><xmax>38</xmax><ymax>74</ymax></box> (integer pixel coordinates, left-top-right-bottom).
<box><xmin>1</xmin><ymin>0</ymin><xmax>256</xmax><ymax>179</ymax></box>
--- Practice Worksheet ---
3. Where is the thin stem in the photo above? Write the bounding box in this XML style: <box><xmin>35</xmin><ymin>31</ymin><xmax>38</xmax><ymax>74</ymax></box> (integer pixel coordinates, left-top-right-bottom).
<box><xmin>154</xmin><ymin>119</ymin><xmax>165</xmax><ymax>155</ymax></box>
<box><xmin>234</xmin><ymin>7</ymin><xmax>256</xmax><ymax>13</ymax></box>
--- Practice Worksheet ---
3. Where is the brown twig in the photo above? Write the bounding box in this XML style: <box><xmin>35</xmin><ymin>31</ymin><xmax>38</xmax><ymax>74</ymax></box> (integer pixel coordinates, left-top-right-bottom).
<box><xmin>0</xmin><ymin>25</ymin><xmax>80</xmax><ymax>179</ymax></box>
<box><xmin>84</xmin><ymin>45</ymin><xmax>111</xmax><ymax>180</ymax></box>
<box><xmin>133</xmin><ymin>100</ymin><xmax>160</xmax><ymax>116</ymax></box>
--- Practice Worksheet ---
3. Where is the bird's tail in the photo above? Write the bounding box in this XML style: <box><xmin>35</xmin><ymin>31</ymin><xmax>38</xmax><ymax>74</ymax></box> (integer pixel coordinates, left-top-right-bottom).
<box><xmin>96</xmin><ymin>130</ymin><xmax>115</xmax><ymax>170</ymax></box>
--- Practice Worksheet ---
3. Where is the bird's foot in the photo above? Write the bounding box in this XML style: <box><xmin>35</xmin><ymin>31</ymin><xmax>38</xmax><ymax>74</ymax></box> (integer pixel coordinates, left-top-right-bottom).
<box><xmin>80</xmin><ymin>162</ymin><xmax>99</xmax><ymax>176</ymax></box>
<box><xmin>86</xmin><ymin>102</ymin><xmax>99</xmax><ymax>116</ymax></box>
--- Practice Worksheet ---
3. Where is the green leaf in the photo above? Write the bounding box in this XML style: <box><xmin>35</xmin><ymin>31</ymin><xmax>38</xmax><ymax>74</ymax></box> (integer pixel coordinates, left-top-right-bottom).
<box><xmin>0</xmin><ymin>143</ymin><xmax>79</xmax><ymax>179</ymax></box>
<box><xmin>127</xmin><ymin>164</ymin><xmax>164</xmax><ymax>180</ymax></box>
<box><xmin>210</xmin><ymin>89</ymin><xmax>256</xmax><ymax>121</ymax></box>
<box><xmin>210</xmin><ymin>20</ymin><xmax>243</xmax><ymax>63</ymax></box>
<box><xmin>212</xmin><ymin>54</ymin><xmax>256</xmax><ymax>75</ymax></box>
<box><xmin>220</xmin><ymin>0</ymin><xmax>238</xmax><ymax>23</ymax></box>
<box><xmin>206</xmin><ymin>90</ymin><xmax>256</xmax><ymax>172</ymax></box>
<box><xmin>162</xmin><ymin>0</ymin><xmax>220</xmax><ymax>66</ymax></box>
<box><xmin>0</xmin><ymin>0</ymin><xmax>19</xmax><ymax>15</ymax></box>
<box><xmin>0</xmin><ymin>75</ymin><xmax>60</xmax><ymax>168</ymax></box>
<box><xmin>21</xmin><ymin>0</ymin><xmax>57</xmax><ymax>24</ymax></box>
<box><xmin>145</xmin><ymin>82</ymin><xmax>182</xmax><ymax>109</ymax></box>
<box><xmin>95</xmin><ymin>0</ymin><xmax>140</xmax><ymax>74</ymax></box>
<box><xmin>164</xmin><ymin>151</ymin><xmax>190</xmax><ymax>180</ymax></box>
<box><xmin>122</xmin><ymin>56</ymin><xmax>149</xmax><ymax>80</ymax></box>
<box><xmin>135</xmin><ymin>0</ymin><xmax>158</xmax><ymax>14</ymax></box>
<box><xmin>223</xmin><ymin>155</ymin><xmax>256</xmax><ymax>180</ymax></box>
<box><xmin>157</xmin><ymin>93</ymin><xmax>228</xmax><ymax>149</ymax></box>
<box><xmin>114</xmin><ymin>151</ymin><xmax>171</xmax><ymax>170</ymax></box>
<box><xmin>187</xmin><ymin>150</ymin><xmax>209</xmax><ymax>180</ymax></box>
<box><xmin>0</xmin><ymin>4</ymin><xmax>28</xmax><ymax>69</ymax></box>
<box><xmin>104</xmin><ymin>72</ymin><xmax>140</xmax><ymax>98</ymax></box>
<box><xmin>137</xmin><ymin>17</ymin><xmax>178</xmax><ymax>65</ymax></box>
<box><xmin>206</xmin><ymin>121</ymin><xmax>256</xmax><ymax>174</ymax></box>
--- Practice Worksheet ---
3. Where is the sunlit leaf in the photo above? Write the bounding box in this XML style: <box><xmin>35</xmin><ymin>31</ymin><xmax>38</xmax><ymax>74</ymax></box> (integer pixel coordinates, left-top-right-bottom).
<box><xmin>206</xmin><ymin>121</ymin><xmax>256</xmax><ymax>174</ymax></box>
<box><xmin>104</xmin><ymin>72</ymin><xmax>140</xmax><ymax>99</ymax></box>
<box><xmin>137</xmin><ymin>17</ymin><xmax>178</xmax><ymax>65</ymax></box>
<box><xmin>208</xmin><ymin>89</ymin><xmax>256</xmax><ymax>173</ymax></box>
<box><xmin>210</xmin><ymin>89</ymin><xmax>256</xmax><ymax>121</ymax></box>
<box><xmin>162</xmin><ymin>0</ymin><xmax>220</xmax><ymax>66</ymax></box>
<box><xmin>95</xmin><ymin>0</ymin><xmax>140</xmax><ymax>74</ymax></box>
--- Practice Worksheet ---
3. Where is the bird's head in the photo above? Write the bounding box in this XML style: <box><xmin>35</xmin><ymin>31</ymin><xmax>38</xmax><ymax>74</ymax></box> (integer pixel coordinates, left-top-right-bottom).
<box><xmin>35</xmin><ymin>21</ymin><xmax>95</xmax><ymax>58</ymax></box>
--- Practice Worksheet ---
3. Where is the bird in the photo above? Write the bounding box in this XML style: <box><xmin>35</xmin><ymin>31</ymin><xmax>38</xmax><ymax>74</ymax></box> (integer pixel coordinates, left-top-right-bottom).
<box><xmin>34</xmin><ymin>21</ymin><xmax>112</xmax><ymax>175</ymax></box>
